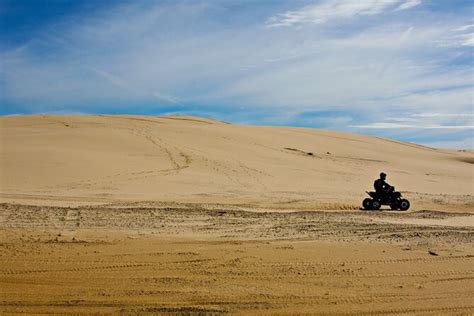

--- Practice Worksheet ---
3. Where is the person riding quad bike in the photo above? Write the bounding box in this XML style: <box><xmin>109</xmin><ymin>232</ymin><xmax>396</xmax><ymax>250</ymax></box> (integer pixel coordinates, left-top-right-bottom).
<box><xmin>374</xmin><ymin>172</ymin><xmax>393</xmax><ymax>198</ymax></box>
<box><xmin>363</xmin><ymin>172</ymin><xmax>410</xmax><ymax>210</ymax></box>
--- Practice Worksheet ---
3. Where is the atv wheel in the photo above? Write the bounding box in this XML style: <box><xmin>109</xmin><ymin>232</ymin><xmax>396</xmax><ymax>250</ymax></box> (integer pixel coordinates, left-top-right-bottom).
<box><xmin>363</xmin><ymin>198</ymin><xmax>373</xmax><ymax>210</ymax></box>
<box><xmin>398</xmin><ymin>199</ymin><xmax>410</xmax><ymax>211</ymax></box>
<box><xmin>371</xmin><ymin>200</ymin><xmax>381</xmax><ymax>210</ymax></box>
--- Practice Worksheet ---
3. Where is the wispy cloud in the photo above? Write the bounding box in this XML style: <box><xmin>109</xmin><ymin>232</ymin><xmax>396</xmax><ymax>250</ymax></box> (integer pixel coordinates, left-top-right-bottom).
<box><xmin>88</xmin><ymin>66</ymin><xmax>180</xmax><ymax>104</ymax></box>
<box><xmin>453</xmin><ymin>24</ymin><xmax>474</xmax><ymax>32</ymax></box>
<box><xmin>266</xmin><ymin>0</ymin><xmax>420</xmax><ymax>27</ymax></box>
<box><xmin>152</xmin><ymin>92</ymin><xmax>180</xmax><ymax>104</ymax></box>
<box><xmin>352</xmin><ymin>111</ymin><xmax>474</xmax><ymax>129</ymax></box>
<box><xmin>412</xmin><ymin>113</ymin><xmax>474</xmax><ymax>118</ymax></box>
<box><xmin>88</xmin><ymin>67</ymin><xmax>129</xmax><ymax>89</ymax></box>
<box><xmin>352</xmin><ymin>123</ymin><xmax>474</xmax><ymax>129</ymax></box>
<box><xmin>394</xmin><ymin>0</ymin><xmax>422</xmax><ymax>11</ymax></box>
<box><xmin>421</xmin><ymin>137</ymin><xmax>474</xmax><ymax>149</ymax></box>
<box><xmin>438</xmin><ymin>22</ymin><xmax>474</xmax><ymax>47</ymax></box>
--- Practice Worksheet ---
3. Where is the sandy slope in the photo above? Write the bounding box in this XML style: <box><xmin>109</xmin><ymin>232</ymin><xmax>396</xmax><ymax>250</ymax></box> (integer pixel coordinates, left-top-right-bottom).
<box><xmin>1</xmin><ymin>114</ymin><xmax>472</xmax><ymax>210</ymax></box>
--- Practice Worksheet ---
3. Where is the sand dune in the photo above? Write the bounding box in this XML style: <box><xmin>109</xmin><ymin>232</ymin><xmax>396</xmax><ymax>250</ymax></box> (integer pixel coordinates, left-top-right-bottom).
<box><xmin>1</xmin><ymin>114</ymin><xmax>472</xmax><ymax>210</ymax></box>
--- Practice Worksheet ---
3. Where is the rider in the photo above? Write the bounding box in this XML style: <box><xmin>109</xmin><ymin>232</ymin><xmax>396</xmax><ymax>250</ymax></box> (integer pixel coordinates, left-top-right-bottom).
<box><xmin>374</xmin><ymin>172</ymin><xmax>393</xmax><ymax>199</ymax></box>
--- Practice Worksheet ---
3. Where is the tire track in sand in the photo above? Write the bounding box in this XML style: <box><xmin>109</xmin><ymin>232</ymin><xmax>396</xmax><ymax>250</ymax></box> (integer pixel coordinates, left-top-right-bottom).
<box><xmin>0</xmin><ymin>263</ymin><xmax>151</xmax><ymax>275</ymax></box>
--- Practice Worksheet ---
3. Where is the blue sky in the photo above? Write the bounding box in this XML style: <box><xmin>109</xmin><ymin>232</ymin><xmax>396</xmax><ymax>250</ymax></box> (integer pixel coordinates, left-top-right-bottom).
<box><xmin>1</xmin><ymin>0</ymin><xmax>473</xmax><ymax>148</ymax></box>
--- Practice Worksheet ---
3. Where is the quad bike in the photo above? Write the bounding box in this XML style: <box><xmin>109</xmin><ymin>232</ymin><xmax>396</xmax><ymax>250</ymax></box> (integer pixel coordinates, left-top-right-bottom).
<box><xmin>362</xmin><ymin>187</ymin><xmax>410</xmax><ymax>211</ymax></box>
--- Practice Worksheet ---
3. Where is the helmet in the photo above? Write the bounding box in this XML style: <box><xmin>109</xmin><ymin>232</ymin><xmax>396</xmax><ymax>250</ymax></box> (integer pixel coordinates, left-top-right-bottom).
<box><xmin>380</xmin><ymin>172</ymin><xmax>387</xmax><ymax>178</ymax></box>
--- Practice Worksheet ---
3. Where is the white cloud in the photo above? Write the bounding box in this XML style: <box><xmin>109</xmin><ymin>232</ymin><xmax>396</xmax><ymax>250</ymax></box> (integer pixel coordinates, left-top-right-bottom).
<box><xmin>439</xmin><ymin>22</ymin><xmax>474</xmax><ymax>47</ymax></box>
<box><xmin>152</xmin><ymin>92</ymin><xmax>180</xmax><ymax>104</ymax></box>
<box><xmin>266</xmin><ymin>0</ymin><xmax>418</xmax><ymax>27</ymax></box>
<box><xmin>352</xmin><ymin>122</ymin><xmax>415</xmax><ymax>129</ymax></box>
<box><xmin>392</xmin><ymin>87</ymin><xmax>473</xmax><ymax>112</ymax></box>
<box><xmin>4</xmin><ymin>14</ymin><xmax>470</xmax><ymax>117</ymax></box>
<box><xmin>412</xmin><ymin>113</ymin><xmax>474</xmax><ymax>118</ymax></box>
<box><xmin>89</xmin><ymin>67</ymin><xmax>129</xmax><ymax>89</ymax></box>
<box><xmin>458</xmin><ymin>33</ymin><xmax>474</xmax><ymax>47</ymax></box>
<box><xmin>352</xmin><ymin>123</ymin><xmax>474</xmax><ymax>129</ymax></box>
<box><xmin>453</xmin><ymin>24</ymin><xmax>474</xmax><ymax>32</ymax></box>
<box><xmin>90</xmin><ymin>66</ymin><xmax>182</xmax><ymax>104</ymax></box>
<box><xmin>394</xmin><ymin>0</ymin><xmax>422</xmax><ymax>11</ymax></box>
<box><xmin>421</xmin><ymin>137</ymin><xmax>474</xmax><ymax>149</ymax></box>
<box><xmin>352</xmin><ymin>111</ymin><xmax>474</xmax><ymax>130</ymax></box>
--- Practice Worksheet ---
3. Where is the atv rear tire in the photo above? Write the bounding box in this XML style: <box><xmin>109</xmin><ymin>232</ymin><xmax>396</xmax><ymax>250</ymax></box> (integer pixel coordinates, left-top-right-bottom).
<box><xmin>398</xmin><ymin>199</ymin><xmax>410</xmax><ymax>211</ymax></box>
<box><xmin>363</xmin><ymin>198</ymin><xmax>373</xmax><ymax>210</ymax></box>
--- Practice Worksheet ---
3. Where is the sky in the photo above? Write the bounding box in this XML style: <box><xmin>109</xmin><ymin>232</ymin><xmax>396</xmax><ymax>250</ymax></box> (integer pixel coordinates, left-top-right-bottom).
<box><xmin>1</xmin><ymin>0</ymin><xmax>473</xmax><ymax>148</ymax></box>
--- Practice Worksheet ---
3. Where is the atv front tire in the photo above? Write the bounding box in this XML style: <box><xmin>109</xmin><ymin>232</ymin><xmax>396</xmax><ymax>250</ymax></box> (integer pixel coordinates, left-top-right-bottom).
<box><xmin>363</xmin><ymin>198</ymin><xmax>373</xmax><ymax>210</ymax></box>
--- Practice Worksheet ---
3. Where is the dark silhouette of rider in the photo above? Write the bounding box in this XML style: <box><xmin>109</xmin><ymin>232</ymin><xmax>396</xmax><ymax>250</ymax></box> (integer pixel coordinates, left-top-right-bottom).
<box><xmin>374</xmin><ymin>172</ymin><xmax>393</xmax><ymax>199</ymax></box>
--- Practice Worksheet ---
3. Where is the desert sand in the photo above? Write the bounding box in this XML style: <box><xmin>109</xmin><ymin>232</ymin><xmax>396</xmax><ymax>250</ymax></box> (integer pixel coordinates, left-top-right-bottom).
<box><xmin>0</xmin><ymin>115</ymin><xmax>473</xmax><ymax>314</ymax></box>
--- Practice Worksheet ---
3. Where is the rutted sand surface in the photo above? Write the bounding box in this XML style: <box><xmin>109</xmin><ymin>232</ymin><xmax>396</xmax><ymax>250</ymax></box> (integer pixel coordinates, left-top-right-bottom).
<box><xmin>0</xmin><ymin>203</ymin><xmax>473</xmax><ymax>314</ymax></box>
<box><xmin>376</xmin><ymin>215</ymin><xmax>474</xmax><ymax>227</ymax></box>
